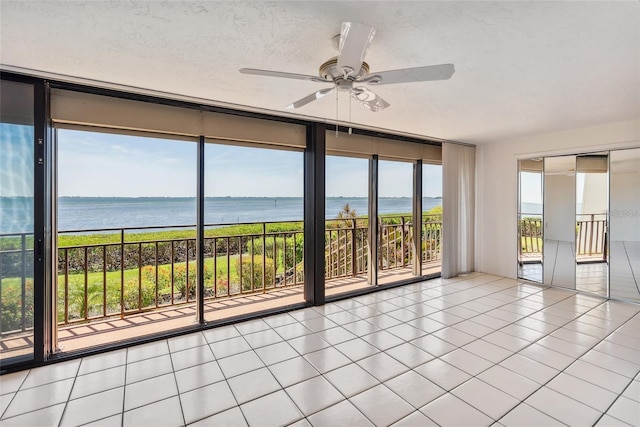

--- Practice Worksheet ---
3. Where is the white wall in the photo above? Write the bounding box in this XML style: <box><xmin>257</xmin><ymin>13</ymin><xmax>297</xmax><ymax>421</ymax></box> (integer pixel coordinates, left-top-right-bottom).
<box><xmin>475</xmin><ymin>118</ymin><xmax>640</xmax><ymax>279</ymax></box>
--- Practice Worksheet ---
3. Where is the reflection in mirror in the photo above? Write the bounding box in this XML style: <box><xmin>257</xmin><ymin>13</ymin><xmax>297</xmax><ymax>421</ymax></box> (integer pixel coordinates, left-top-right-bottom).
<box><xmin>543</xmin><ymin>156</ymin><xmax>576</xmax><ymax>288</ymax></box>
<box><xmin>518</xmin><ymin>159</ymin><xmax>543</xmax><ymax>282</ymax></box>
<box><xmin>575</xmin><ymin>153</ymin><xmax>609</xmax><ymax>296</ymax></box>
<box><xmin>610</xmin><ymin>148</ymin><xmax>640</xmax><ymax>302</ymax></box>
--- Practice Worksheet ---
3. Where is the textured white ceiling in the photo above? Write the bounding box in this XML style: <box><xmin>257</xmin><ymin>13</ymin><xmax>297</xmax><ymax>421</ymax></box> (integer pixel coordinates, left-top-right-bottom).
<box><xmin>1</xmin><ymin>1</ymin><xmax>638</xmax><ymax>144</ymax></box>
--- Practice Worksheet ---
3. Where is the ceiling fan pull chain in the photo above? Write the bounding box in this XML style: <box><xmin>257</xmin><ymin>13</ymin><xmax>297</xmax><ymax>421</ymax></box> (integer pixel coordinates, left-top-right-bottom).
<box><xmin>349</xmin><ymin>94</ymin><xmax>352</xmax><ymax>134</ymax></box>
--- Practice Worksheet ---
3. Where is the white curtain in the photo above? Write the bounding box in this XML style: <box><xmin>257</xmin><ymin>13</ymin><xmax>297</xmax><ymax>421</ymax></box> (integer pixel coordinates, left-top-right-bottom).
<box><xmin>442</xmin><ymin>143</ymin><xmax>476</xmax><ymax>278</ymax></box>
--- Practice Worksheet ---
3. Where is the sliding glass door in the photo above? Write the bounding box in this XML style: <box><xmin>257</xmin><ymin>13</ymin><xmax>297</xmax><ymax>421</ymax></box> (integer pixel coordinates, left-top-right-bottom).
<box><xmin>0</xmin><ymin>80</ymin><xmax>36</xmax><ymax>366</ymax></box>
<box><xmin>203</xmin><ymin>142</ymin><xmax>305</xmax><ymax>324</ymax></box>
<box><xmin>422</xmin><ymin>163</ymin><xmax>443</xmax><ymax>276</ymax></box>
<box><xmin>377</xmin><ymin>159</ymin><xmax>415</xmax><ymax>286</ymax></box>
<box><xmin>324</xmin><ymin>155</ymin><xmax>370</xmax><ymax>297</ymax></box>
<box><xmin>55</xmin><ymin>128</ymin><xmax>198</xmax><ymax>353</ymax></box>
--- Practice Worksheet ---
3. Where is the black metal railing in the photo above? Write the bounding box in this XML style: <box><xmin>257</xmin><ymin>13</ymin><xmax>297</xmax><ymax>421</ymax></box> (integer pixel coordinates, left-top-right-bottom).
<box><xmin>54</xmin><ymin>221</ymin><xmax>304</xmax><ymax>326</ymax></box>
<box><xmin>0</xmin><ymin>233</ymin><xmax>34</xmax><ymax>336</ymax></box>
<box><xmin>1</xmin><ymin>215</ymin><xmax>442</xmax><ymax>334</ymax></box>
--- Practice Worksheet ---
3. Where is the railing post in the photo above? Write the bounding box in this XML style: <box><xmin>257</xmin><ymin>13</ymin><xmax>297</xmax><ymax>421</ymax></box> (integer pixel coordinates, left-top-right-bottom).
<box><xmin>120</xmin><ymin>229</ymin><xmax>124</xmax><ymax>318</ymax></box>
<box><xmin>171</xmin><ymin>241</ymin><xmax>175</xmax><ymax>305</ymax></box>
<box><xmin>21</xmin><ymin>234</ymin><xmax>27</xmax><ymax>332</ymax></box>
<box><xmin>238</xmin><ymin>237</ymin><xmax>243</xmax><ymax>293</ymax></box>
<box><xmin>213</xmin><ymin>239</ymin><xmax>218</xmax><ymax>298</ymax></box>
<box><xmin>589</xmin><ymin>214</ymin><xmax>595</xmax><ymax>256</ymax></box>
<box><xmin>351</xmin><ymin>219</ymin><xmax>357</xmax><ymax>277</ymax></box>
<box><xmin>138</xmin><ymin>243</ymin><xmax>142</xmax><ymax>310</ymax></box>
<box><xmin>154</xmin><ymin>242</ymin><xmax>159</xmax><ymax>309</ymax></box>
<box><xmin>186</xmin><ymin>240</ymin><xmax>191</xmax><ymax>302</ymax></box>
<box><xmin>400</xmin><ymin>217</ymin><xmax>405</xmax><ymax>267</ymax></box>
<box><xmin>376</xmin><ymin>217</ymin><xmax>382</xmax><ymax>270</ymax></box>
<box><xmin>226</xmin><ymin>237</ymin><xmax>230</xmax><ymax>296</ymax></box>
<box><xmin>84</xmin><ymin>246</ymin><xmax>89</xmax><ymax>321</ymax></box>
<box><xmin>283</xmin><ymin>234</ymin><xmax>287</xmax><ymax>286</ymax></box>
<box><xmin>103</xmin><ymin>246</ymin><xmax>108</xmax><ymax>317</ymax></box>
<box><xmin>272</xmin><ymin>235</ymin><xmax>277</xmax><ymax>289</ymax></box>
<box><xmin>64</xmin><ymin>248</ymin><xmax>69</xmax><ymax>324</ymax></box>
<box><xmin>262</xmin><ymin>223</ymin><xmax>267</xmax><ymax>293</ymax></box>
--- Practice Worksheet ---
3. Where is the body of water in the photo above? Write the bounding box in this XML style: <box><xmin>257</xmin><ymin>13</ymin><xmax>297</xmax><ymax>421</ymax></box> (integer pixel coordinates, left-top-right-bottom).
<box><xmin>521</xmin><ymin>202</ymin><xmax>542</xmax><ymax>215</ymax></box>
<box><xmin>0</xmin><ymin>197</ymin><xmax>443</xmax><ymax>233</ymax></box>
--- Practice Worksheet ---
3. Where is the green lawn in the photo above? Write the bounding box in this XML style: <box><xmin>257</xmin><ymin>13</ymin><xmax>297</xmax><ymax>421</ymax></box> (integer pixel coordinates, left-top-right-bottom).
<box><xmin>2</xmin><ymin>254</ymin><xmax>280</xmax><ymax>323</ymax></box>
<box><xmin>58</xmin><ymin>221</ymin><xmax>306</xmax><ymax>247</ymax></box>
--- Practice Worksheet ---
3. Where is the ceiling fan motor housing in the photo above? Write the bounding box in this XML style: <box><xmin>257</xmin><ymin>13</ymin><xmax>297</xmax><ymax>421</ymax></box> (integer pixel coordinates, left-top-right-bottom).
<box><xmin>319</xmin><ymin>57</ymin><xmax>370</xmax><ymax>81</ymax></box>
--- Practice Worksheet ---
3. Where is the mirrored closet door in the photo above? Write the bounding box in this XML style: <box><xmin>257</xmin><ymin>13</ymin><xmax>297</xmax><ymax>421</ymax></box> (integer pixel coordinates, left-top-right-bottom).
<box><xmin>518</xmin><ymin>147</ymin><xmax>640</xmax><ymax>303</ymax></box>
<box><xmin>609</xmin><ymin>148</ymin><xmax>640</xmax><ymax>303</ymax></box>
<box><xmin>542</xmin><ymin>156</ymin><xmax>577</xmax><ymax>288</ymax></box>
<box><xmin>575</xmin><ymin>153</ymin><xmax>608</xmax><ymax>296</ymax></box>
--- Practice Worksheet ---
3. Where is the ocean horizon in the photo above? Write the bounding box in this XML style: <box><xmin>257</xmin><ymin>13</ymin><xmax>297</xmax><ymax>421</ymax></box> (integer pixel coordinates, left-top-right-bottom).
<box><xmin>1</xmin><ymin>196</ymin><xmax>443</xmax><ymax>234</ymax></box>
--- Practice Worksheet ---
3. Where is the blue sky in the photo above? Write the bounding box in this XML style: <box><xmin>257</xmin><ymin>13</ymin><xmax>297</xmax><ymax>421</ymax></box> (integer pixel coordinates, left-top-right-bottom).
<box><xmin>520</xmin><ymin>172</ymin><xmax>543</xmax><ymax>204</ymax></box>
<box><xmin>56</xmin><ymin>129</ymin><xmax>442</xmax><ymax>198</ymax></box>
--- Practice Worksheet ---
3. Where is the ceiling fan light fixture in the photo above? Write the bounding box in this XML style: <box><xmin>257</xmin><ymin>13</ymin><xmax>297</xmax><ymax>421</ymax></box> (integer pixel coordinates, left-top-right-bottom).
<box><xmin>353</xmin><ymin>88</ymin><xmax>373</xmax><ymax>102</ymax></box>
<box><xmin>352</xmin><ymin>87</ymin><xmax>389</xmax><ymax>112</ymax></box>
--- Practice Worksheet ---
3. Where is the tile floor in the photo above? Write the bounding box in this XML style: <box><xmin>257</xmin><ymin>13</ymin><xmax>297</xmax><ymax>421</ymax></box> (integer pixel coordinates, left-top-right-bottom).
<box><xmin>1</xmin><ymin>273</ymin><xmax>639</xmax><ymax>426</ymax></box>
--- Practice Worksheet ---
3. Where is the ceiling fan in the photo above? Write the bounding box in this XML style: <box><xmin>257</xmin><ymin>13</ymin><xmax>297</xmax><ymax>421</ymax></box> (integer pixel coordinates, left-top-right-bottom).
<box><xmin>239</xmin><ymin>22</ymin><xmax>455</xmax><ymax>112</ymax></box>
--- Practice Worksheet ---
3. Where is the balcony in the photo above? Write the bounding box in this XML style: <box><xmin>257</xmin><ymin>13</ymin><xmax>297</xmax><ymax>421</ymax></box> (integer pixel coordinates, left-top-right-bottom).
<box><xmin>0</xmin><ymin>215</ymin><xmax>442</xmax><ymax>359</ymax></box>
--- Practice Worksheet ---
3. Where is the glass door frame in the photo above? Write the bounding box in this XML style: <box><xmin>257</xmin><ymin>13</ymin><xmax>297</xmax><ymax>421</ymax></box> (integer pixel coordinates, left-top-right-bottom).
<box><xmin>0</xmin><ymin>74</ymin><xmax>49</xmax><ymax>371</ymax></box>
<box><xmin>375</xmin><ymin>157</ymin><xmax>425</xmax><ymax>286</ymax></box>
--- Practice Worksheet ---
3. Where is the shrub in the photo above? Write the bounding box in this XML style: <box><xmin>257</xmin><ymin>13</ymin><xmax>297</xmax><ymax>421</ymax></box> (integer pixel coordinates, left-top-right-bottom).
<box><xmin>216</xmin><ymin>276</ymin><xmax>229</xmax><ymax>296</ymax></box>
<box><xmin>236</xmin><ymin>256</ymin><xmax>274</xmax><ymax>292</ymax></box>
<box><xmin>249</xmin><ymin>236</ymin><xmax>303</xmax><ymax>272</ymax></box>
<box><xmin>66</xmin><ymin>280</ymin><xmax>104</xmax><ymax>320</ymax></box>
<box><xmin>0</xmin><ymin>279</ymin><xmax>34</xmax><ymax>334</ymax></box>
<box><xmin>123</xmin><ymin>279</ymin><xmax>156</xmax><ymax>311</ymax></box>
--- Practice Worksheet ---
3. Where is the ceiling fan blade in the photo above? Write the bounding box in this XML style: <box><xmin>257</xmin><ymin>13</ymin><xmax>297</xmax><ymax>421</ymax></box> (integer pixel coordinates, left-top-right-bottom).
<box><xmin>286</xmin><ymin>87</ymin><xmax>335</xmax><ymax>109</ymax></box>
<box><xmin>362</xmin><ymin>64</ymin><xmax>455</xmax><ymax>85</ymax></box>
<box><xmin>240</xmin><ymin>68</ymin><xmax>328</xmax><ymax>83</ymax></box>
<box><xmin>337</xmin><ymin>22</ymin><xmax>376</xmax><ymax>77</ymax></box>
<box><xmin>351</xmin><ymin>87</ymin><xmax>390</xmax><ymax>112</ymax></box>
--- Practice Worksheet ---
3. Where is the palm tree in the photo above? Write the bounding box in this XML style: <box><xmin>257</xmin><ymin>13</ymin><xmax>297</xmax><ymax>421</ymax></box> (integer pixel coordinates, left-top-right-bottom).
<box><xmin>337</xmin><ymin>203</ymin><xmax>357</xmax><ymax>220</ymax></box>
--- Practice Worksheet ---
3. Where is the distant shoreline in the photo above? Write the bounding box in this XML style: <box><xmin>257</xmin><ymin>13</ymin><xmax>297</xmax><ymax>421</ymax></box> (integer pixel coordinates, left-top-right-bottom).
<box><xmin>53</xmin><ymin>196</ymin><xmax>443</xmax><ymax>199</ymax></box>
<box><xmin>1</xmin><ymin>196</ymin><xmax>443</xmax><ymax>234</ymax></box>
